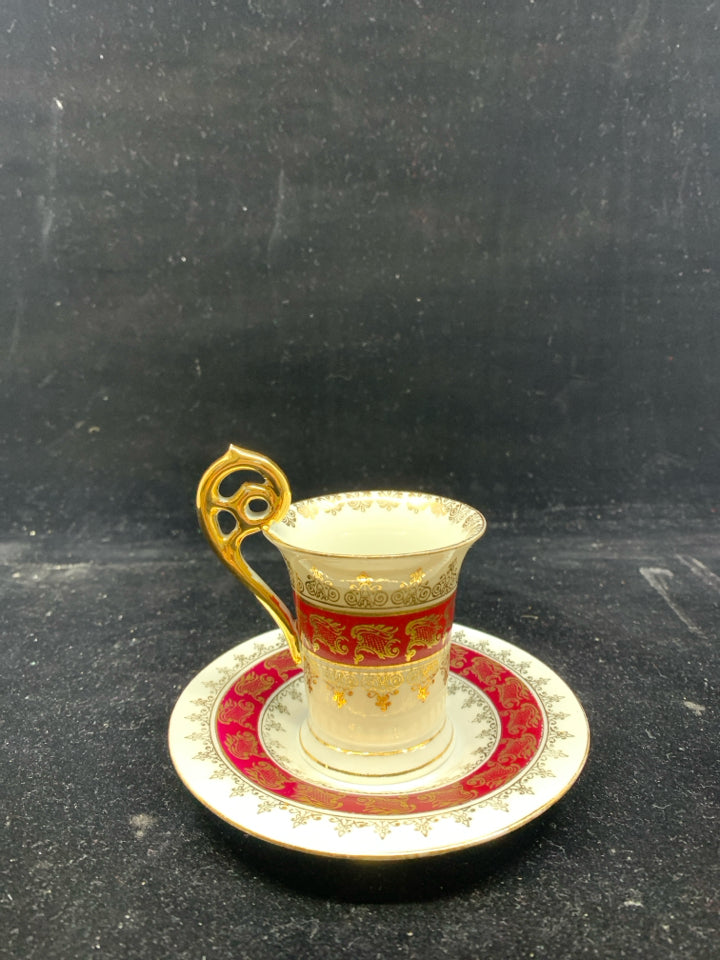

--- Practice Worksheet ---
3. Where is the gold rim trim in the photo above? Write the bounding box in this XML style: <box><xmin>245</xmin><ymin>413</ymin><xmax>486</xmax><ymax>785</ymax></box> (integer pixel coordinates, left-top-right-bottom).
<box><xmin>264</xmin><ymin>491</ymin><xmax>486</xmax><ymax>560</ymax></box>
<box><xmin>299</xmin><ymin>718</ymin><xmax>454</xmax><ymax>778</ymax></box>
<box><xmin>297</xmin><ymin>598</ymin><xmax>456</xmax><ymax>619</ymax></box>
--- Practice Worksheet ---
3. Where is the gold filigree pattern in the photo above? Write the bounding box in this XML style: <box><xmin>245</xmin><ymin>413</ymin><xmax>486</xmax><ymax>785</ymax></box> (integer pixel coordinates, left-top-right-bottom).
<box><xmin>300</xmin><ymin>568</ymin><xmax>340</xmax><ymax>604</ymax></box>
<box><xmin>390</xmin><ymin>560</ymin><xmax>459</xmax><ymax>607</ymax></box>
<box><xmin>404</xmin><ymin>612</ymin><xmax>447</xmax><ymax>661</ymax></box>
<box><xmin>350</xmin><ymin>623</ymin><xmax>401</xmax><ymax>664</ymax></box>
<box><xmin>303</xmin><ymin>645</ymin><xmax>448</xmax><ymax>696</ymax></box>
<box><xmin>307</xmin><ymin>614</ymin><xmax>349</xmax><ymax>657</ymax></box>
<box><xmin>233</xmin><ymin>673</ymin><xmax>276</xmax><ymax>700</ymax></box>
<box><xmin>294</xmin><ymin>563</ymin><xmax>458</xmax><ymax>611</ymax></box>
<box><xmin>344</xmin><ymin>574</ymin><xmax>388</xmax><ymax>609</ymax></box>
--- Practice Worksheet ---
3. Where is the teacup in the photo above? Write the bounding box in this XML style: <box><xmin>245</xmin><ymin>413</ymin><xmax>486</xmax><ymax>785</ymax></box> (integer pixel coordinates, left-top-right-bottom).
<box><xmin>197</xmin><ymin>445</ymin><xmax>486</xmax><ymax>778</ymax></box>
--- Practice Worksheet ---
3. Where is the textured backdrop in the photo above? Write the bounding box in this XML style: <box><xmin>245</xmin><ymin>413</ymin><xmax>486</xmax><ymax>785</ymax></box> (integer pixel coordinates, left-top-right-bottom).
<box><xmin>2</xmin><ymin>1</ymin><xmax>719</xmax><ymax>539</ymax></box>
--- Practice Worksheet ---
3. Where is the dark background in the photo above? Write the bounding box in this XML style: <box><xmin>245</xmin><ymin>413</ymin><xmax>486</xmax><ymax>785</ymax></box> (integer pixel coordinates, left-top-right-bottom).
<box><xmin>2</xmin><ymin>2</ymin><xmax>718</xmax><ymax>958</ymax></box>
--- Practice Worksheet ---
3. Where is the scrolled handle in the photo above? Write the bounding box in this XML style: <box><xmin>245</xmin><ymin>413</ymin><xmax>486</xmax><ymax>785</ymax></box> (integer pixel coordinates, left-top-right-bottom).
<box><xmin>196</xmin><ymin>444</ymin><xmax>301</xmax><ymax>664</ymax></box>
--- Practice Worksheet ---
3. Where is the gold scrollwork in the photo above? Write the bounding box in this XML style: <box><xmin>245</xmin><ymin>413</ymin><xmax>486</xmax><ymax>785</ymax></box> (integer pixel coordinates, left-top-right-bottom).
<box><xmin>404</xmin><ymin>612</ymin><xmax>447</xmax><ymax>661</ymax></box>
<box><xmin>344</xmin><ymin>573</ymin><xmax>388</xmax><ymax>609</ymax></box>
<box><xmin>295</xmin><ymin>565</ymin><xmax>457</xmax><ymax>612</ymax></box>
<box><xmin>307</xmin><ymin>614</ymin><xmax>349</xmax><ymax>657</ymax></box>
<box><xmin>388</xmin><ymin>562</ymin><xmax>458</xmax><ymax>607</ymax></box>
<box><xmin>300</xmin><ymin>567</ymin><xmax>340</xmax><ymax>603</ymax></box>
<box><xmin>430</xmin><ymin>559</ymin><xmax>459</xmax><ymax>598</ymax></box>
<box><xmin>347</xmin><ymin>499</ymin><xmax>373</xmax><ymax>512</ymax></box>
<box><xmin>350</xmin><ymin>623</ymin><xmax>400</xmax><ymax>664</ymax></box>
<box><xmin>390</xmin><ymin>567</ymin><xmax>431</xmax><ymax>606</ymax></box>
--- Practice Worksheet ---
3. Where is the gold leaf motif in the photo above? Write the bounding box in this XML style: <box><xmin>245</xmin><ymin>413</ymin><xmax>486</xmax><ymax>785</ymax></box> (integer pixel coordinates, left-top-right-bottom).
<box><xmin>331</xmin><ymin>688</ymin><xmax>352</xmax><ymax>708</ymax></box>
<box><xmin>366</xmin><ymin>689</ymin><xmax>398</xmax><ymax>711</ymax></box>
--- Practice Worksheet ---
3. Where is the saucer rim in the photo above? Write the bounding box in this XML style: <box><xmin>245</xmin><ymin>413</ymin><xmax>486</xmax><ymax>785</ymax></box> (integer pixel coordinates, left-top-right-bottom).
<box><xmin>168</xmin><ymin>625</ymin><xmax>590</xmax><ymax>861</ymax></box>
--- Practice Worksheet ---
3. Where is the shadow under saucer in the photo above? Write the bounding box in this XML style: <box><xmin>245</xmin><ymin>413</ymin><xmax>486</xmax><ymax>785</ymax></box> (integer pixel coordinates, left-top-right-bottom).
<box><xmin>204</xmin><ymin>807</ymin><xmax>551</xmax><ymax>904</ymax></box>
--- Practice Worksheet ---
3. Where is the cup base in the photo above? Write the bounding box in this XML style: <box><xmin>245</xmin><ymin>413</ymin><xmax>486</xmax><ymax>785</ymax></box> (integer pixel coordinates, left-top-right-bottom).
<box><xmin>298</xmin><ymin>716</ymin><xmax>455</xmax><ymax>780</ymax></box>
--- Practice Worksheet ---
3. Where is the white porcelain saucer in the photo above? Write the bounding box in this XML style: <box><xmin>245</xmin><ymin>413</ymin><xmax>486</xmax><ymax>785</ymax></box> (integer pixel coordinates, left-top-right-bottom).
<box><xmin>168</xmin><ymin>625</ymin><xmax>590</xmax><ymax>860</ymax></box>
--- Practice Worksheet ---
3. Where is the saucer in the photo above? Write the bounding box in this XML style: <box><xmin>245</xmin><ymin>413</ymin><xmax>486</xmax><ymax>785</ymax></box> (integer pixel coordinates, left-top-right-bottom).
<box><xmin>168</xmin><ymin>625</ymin><xmax>590</xmax><ymax>860</ymax></box>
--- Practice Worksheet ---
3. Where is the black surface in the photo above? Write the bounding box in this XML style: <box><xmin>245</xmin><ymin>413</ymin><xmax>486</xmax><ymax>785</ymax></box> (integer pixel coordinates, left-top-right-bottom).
<box><xmin>2</xmin><ymin>2</ymin><xmax>719</xmax><ymax>958</ymax></box>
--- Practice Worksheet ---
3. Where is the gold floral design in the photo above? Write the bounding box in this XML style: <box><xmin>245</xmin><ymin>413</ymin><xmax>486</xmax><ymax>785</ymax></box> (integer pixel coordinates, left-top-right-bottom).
<box><xmin>279</xmin><ymin>490</ymin><xmax>485</xmax><ymax>539</ymax></box>
<box><xmin>429</xmin><ymin>560</ymin><xmax>460</xmax><ymax>599</ymax></box>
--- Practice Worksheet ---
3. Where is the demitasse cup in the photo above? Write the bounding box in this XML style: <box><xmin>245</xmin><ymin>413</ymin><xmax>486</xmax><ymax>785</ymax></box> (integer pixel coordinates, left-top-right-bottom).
<box><xmin>197</xmin><ymin>446</ymin><xmax>486</xmax><ymax>778</ymax></box>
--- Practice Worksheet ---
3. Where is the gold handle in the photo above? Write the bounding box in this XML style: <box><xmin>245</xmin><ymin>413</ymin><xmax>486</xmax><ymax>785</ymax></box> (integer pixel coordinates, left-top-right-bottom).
<box><xmin>196</xmin><ymin>445</ymin><xmax>301</xmax><ymax>664</ymax></box>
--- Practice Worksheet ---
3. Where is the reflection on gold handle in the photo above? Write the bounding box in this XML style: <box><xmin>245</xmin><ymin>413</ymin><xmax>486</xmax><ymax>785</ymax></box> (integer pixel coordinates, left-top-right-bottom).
<box><xmin>196</xmin><ymin>444</ymin><xmax>301</xmax><ymax>664</ymax></box>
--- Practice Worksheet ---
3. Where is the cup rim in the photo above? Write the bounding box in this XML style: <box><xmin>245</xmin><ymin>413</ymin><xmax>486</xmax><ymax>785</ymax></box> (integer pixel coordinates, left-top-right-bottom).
<box><xmin>263</xmin><ymin>489</ymin><xmax>486</xmax><ymax>559</ymax></box>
